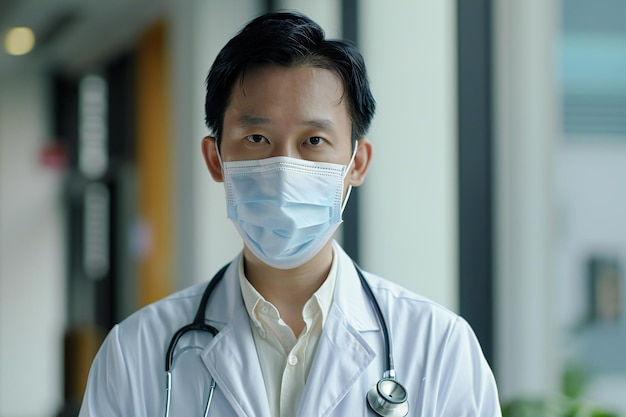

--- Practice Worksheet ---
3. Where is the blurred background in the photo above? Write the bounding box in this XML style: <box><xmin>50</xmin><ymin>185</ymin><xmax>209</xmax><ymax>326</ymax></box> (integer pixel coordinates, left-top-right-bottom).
<box><xmin>0</xmin><ymin>0</ymin><xmax>624</xmax><ymax>416</ymax></box>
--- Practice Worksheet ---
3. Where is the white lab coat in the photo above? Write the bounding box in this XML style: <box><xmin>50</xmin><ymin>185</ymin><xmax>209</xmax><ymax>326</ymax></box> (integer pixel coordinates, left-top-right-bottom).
<box><xmin>79</xmin><ymin>243</ymin><xmax>501</xmax><ymax>416</ymax></box>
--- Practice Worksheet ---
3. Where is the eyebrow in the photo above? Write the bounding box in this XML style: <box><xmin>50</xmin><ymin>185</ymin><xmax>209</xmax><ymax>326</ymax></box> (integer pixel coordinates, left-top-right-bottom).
<box><xmin>239</xmin><ymin>115</ymin><xmax>272</xmax><ymax>127</ymax></box>
<box><xmin>239</xmin><ymin>115</ymin><xmax>335</xmax><ymax>131</ymax></box>
<box><xmin>301</xmin><ymin>119</ymin><xmax>334</xmax><ymax>130</ymax></box>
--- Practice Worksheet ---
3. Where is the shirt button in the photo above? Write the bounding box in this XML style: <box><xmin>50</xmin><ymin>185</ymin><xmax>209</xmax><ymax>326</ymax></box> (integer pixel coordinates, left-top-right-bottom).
<box><xmin>288</xmin><ymin>355</ymin><xmax>298</xmax><ymax>366</ymax></box>
<box><xmin>261</xmin><ymin>306</ymin><xmax>269</xmax><ymax>313</ymax></box>
<box><xmin>258</xmin><ymin>328</ymin><xmax>266</xmax><ymax>338</ymax></box>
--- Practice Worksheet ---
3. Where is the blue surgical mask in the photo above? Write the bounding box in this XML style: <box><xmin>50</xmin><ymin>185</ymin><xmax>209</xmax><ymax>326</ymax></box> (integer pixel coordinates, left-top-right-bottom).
<box><xmin>221</xmin><ymin>146</ymin><xmax>357</xmax><ymax>269</ymax></box>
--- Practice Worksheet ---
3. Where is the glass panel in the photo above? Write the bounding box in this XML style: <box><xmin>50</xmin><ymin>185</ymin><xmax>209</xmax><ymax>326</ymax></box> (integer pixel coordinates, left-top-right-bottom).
<box><xmin>556</xmin><ymin>0</ymin><xmax>626</xmax><ymax>413</ymax></box>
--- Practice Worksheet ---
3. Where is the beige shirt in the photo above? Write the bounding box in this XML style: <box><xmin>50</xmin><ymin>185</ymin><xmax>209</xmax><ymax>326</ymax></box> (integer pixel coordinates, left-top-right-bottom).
<box><xmin>238</xmin><ymin>252</ymin><xmax>338</xmax><ymax>417</ymax></box>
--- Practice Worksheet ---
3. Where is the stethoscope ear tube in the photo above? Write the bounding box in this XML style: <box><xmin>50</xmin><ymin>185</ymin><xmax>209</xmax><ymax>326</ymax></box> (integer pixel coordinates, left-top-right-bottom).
<box><xmin>354</xmin><ymin>263</ymin><xmax>409</xmax><ymax>417</ymax></box>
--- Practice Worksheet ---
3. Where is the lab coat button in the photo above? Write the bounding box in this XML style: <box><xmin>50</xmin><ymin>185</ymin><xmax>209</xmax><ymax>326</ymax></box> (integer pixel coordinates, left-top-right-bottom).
<box><xmin>288</xmin><ymin>355</ymin><xmax>298</xmax><ymax>366</ymax></box>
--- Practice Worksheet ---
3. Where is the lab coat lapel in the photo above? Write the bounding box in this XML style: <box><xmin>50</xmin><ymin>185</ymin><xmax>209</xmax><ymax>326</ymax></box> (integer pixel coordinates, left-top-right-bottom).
<box><xmin>297</xmin><ymin>243</ymin><xmax>380</xmax><ymax>417</ymax></box>
<box><xmin>297</xmin><ymin>307</ymin><xmax>376</xmax><ymax>417</ymax></box>
<box><xmin>200</xmin><ymin>258</ymin><xmax>271</xmax><ymax>417</ymax></box>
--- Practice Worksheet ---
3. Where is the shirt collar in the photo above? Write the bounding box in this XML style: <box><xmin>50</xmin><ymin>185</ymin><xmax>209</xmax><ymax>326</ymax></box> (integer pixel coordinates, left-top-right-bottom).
<box><xmin>238</xmin><ymin>246</ymin><xmax>339</xmax><ymax>328</ymax></box>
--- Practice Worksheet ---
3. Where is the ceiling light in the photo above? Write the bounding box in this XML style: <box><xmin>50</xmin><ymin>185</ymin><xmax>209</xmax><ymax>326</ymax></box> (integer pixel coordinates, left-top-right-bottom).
<box><xmin>4</xmin><ymin>27</ymin><xmax>36</xmax><ymax>56</ymax></box>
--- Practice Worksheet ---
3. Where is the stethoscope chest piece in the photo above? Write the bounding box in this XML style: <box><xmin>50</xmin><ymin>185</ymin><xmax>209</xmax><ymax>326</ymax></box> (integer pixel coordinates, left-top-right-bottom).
<box><xmin>366</xmin><ymin>378</ymin><xmax>409</xmax><ymax>417</ymax></box>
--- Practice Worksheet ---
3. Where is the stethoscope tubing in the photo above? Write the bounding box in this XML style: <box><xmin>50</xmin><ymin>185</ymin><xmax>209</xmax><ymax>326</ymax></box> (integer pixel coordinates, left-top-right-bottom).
<box><xmin>163</xmin><ymin>260</ymin><xmax>408</xmax><ymax>417</ymax></box>
<box><xmin>355</xmin><ymin>264</ymin><xmax>395</xmax><ymax>378</ymax></box>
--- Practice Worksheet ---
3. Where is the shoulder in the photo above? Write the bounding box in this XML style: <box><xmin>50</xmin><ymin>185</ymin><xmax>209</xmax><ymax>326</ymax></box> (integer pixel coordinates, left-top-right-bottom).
<box><xmin>81</xmin><ymin>280</ymin><xmax>223</xmax><ymax>415</ymax></box>
<box><xmin>334</xmin><ymin>242</ymin><xmax>456</xmax><ymax>317</ymax></box>
<box><xmin>363</xmin><ymin>270</ymin><xmax>461</xmax><ymax>325</ymax></box>
<box><xmin>358</xmin><ymin>269</ymin><xmax>488</xmax><ymax>361</ymax></box>
<box><xmin>91</xmin><ymin>283</ymin><xmax>212</xmax><ymax>395</ymax></box>
<box><xmin>116</xmin><ymin>281</ymin><xmax>208</xmax><ymax>339</ymax></box>
<box><xmin>362</xmin><ymin>271</ymin><xmax>497</xmax><ymax>388</ymax></box>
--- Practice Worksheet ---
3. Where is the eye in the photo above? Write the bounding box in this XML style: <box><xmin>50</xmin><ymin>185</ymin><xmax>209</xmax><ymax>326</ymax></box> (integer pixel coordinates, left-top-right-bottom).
<box><xmin>305</xmin><ymin>137</ymin><xmax>325</xmax><ymax>146</ymax></box>
<box><xmin>245</xmin><ymin>134</ymin><xmax>269</xmax><ymax>144</ymax></box>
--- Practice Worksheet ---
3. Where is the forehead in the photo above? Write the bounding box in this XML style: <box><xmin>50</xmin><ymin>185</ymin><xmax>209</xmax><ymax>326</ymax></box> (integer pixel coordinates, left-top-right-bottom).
<box><xmin>228</xmin><ymin>64</ymin><xmax>347</xmax><ymax>114</ymax></box>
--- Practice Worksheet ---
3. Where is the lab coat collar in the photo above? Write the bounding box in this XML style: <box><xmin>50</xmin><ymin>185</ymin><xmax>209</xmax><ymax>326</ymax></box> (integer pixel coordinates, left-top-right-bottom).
<box><xmin>199</xmin><ymin>243</ymin><xmax>380</xmax><ymax>333</ymax></box>
<box><xmin>199</xmin><ymin>243</ymin><xmax>381</xmax><ymax>416</ymax></box>
<box><xmin>200</xmin><ymin>256</ymin><xmax>270</xmax><ymax>417</ymax></box>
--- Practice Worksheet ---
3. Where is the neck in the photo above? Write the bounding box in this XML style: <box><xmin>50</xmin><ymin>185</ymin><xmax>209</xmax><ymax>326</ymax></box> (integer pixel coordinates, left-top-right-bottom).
<box><xmin>243</xmin><ymin>242</ymin><xmax>334</xmax><ymax>335</ymax></box>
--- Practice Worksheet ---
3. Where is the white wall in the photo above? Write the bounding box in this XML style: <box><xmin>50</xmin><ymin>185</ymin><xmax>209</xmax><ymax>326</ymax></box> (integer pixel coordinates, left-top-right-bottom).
<box><xmin>0</xmin><ymin>73</ymin><xmax>65</xmax><ymax>415</ymax></box>
<box><xmin>360</xmin><ymin>0</ymin><xmax>458</xmax><ymax>309</ymax></box>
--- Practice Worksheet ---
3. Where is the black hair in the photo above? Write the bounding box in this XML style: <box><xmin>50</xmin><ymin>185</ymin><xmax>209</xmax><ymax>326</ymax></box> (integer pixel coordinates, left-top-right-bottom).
<box><xmin>204</xmin><ymin>11</ymin><xmax>376</xmax><ymax>144</ymax></box>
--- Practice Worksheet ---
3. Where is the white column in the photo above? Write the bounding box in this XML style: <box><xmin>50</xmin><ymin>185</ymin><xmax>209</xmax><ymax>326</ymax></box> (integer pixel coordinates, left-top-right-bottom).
<box><xmin>494</xmin><ymin>0</ymin><xmax>560</xmax><ymax>400</ymax></box>
<box><xmin>359</xmin><ymin>0</ymin><xmax>458</xmax><ymax>310</ymax></box>
<box><xmin>168</xmin><ymin>0</ymin><xmax>261</xmax><ymax>287</ymax></box>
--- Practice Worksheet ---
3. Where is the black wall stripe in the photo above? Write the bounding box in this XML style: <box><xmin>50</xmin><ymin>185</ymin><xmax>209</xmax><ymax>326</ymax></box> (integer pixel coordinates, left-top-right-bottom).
<box><xmin>457</xmin><ymin>0</ymin><xmax>495</xmax><ymax>367</ymax></box>
<box><xmin>341</xmin><ymin>0</ymin><xmax>360</xmax><ymax>263</ymax></box>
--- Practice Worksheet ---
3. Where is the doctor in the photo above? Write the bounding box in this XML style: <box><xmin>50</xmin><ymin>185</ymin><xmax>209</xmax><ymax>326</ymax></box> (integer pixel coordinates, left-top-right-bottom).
<box><xmin>79</xmin><ymin>11</ymin><xmax>501</xmax><ymax>417</ymax></box>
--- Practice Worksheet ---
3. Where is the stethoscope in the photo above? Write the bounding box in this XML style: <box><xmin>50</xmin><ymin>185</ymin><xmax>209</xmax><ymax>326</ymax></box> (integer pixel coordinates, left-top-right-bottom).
<box><xmin>164</xmin><ymin>262</ymin><xmax>409</xmax><ymax>417</ymax></box>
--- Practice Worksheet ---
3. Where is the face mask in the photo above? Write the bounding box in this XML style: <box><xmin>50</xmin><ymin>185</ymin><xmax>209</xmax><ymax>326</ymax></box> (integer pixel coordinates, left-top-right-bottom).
<box><xmin>220</xmin><ymin>145</ymin><xmax>357</xmax><ymax>269</ymax></box>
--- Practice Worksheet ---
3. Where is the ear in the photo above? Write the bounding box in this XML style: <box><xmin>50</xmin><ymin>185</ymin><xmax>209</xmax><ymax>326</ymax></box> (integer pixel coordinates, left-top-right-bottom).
<box><xmin>201</xmin><ymin>136</ymin><xmax>224</xmax><ymax>182</ymax></box>
<box><xmin>346</xmin><ymin>139</ymin><xmax>373</xmax><ymax>187</ymax></box>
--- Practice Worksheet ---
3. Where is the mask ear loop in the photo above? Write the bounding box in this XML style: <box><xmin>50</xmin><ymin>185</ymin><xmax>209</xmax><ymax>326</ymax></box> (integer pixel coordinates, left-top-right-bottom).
<box><xmin>341</xmin><ymin>140</ymin><xmax>359</xmax><ymax>212</ymax></box>
<box><xmin>215</xmin><ymin>139</ymin><xmax>224</xmax><ymax>169</ymax></box>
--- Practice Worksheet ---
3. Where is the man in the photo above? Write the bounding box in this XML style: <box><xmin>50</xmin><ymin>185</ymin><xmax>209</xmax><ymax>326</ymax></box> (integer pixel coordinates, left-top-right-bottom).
<box><xmin>80</xmin><ymin>11</ymin><xmax>501</xmax><ymax>417</ymax></box>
